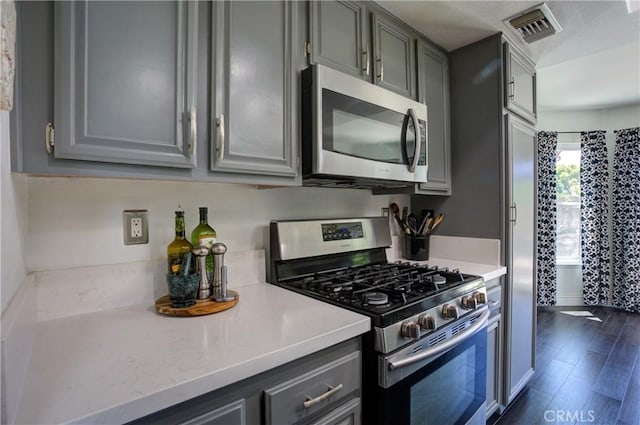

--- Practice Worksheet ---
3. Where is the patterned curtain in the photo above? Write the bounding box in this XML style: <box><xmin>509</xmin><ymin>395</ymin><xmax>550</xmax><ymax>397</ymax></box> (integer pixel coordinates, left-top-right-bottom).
<box><xmin>612</xmin><ymin>127</ymin><xmax>640</xmax><ymax>313</ymax></box>
<box><xmin>580</xmin><ymin>131</ymin><xmax>610</xmax><ymax>305</ymax></box>
<box><xmin>536</xmin><ymin>131</ymin><xmax>558</xmax><ymax>305</ymax></box>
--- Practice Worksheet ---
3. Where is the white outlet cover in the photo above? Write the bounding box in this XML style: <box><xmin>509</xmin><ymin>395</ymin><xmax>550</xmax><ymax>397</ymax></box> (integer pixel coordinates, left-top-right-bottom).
<box><xmin>123</xmin><ymin>210</ymin><xmax>148</xmax><ymax>245</ymax></box>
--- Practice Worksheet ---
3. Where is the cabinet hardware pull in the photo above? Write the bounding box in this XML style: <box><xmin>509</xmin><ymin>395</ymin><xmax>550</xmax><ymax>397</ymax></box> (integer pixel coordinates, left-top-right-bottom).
<box><xmin>362</xmin><ymin>47</ymin><xmax>370</xmax><ymax>75</ymax></box>
<box><xmin>45</xmin><ymin>122</ymin><xmax>55</xmax><ymax>154</ymax></box>
<box><xmin>189</xmin><ymin>107</ymin><xmax>197</xmax><ymax>156</ymax></box>
<box><xmin>376</xmin><ymin>57</ymin><xmax>384</xmax><ymax>82</ymax></box>
<box><xmin>217</xmin><ymin>113</ymin><xmax>225</xmax><ymax>159</ymax></box>
<box><xmin>510</xmin><ymin>204</ymin><xmax>517</xmax><ymax>223</ymax></box>
<box><xmin>508</xmin><ymin>78</ymin><xmax>515</xmax><ymax>98</ymax></box>
<box><xmin>303</xmin><ymin>384</ymin><xmax>343</xmax><ymax>408</ymax></box>
<box><xmin>304</xmin><ymin>41</ymin><xmax>311</xmax><ymax>57</ymax></box>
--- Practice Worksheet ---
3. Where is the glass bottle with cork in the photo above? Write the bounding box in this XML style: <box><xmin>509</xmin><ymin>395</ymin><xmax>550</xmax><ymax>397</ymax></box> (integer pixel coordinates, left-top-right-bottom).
<box><xmin>191</xmin><ymin>207</ymin><xmax>217</xmax><ymax>282</ymax></box>
<box><xmin>167</xmin><ymin>206</ymin><xmax>193</xmax><ymax>275</ymax></box>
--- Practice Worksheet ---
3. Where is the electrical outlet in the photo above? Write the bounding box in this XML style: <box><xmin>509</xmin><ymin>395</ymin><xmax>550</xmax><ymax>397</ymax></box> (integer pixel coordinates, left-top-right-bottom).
<box><xmin>123</xmin><ymin>210</ymin><xmax>148</xmax><ymax>245</ymax></box>
<box><xmin>381</xmin><ymin>207</ymin><xmax>389</xmax><ymax>217</ymax></box>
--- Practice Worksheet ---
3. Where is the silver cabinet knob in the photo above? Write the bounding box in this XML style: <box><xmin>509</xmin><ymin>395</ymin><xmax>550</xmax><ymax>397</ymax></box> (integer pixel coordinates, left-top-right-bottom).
<box><xmin>401</xmin><ymin>321</ymin><xmax>421</xmax><ymax>340</ymax></box>
<box><xmin>441</xmin><ymin>304</ymin><xmax>459</xmax><ymax>320</ymax></box>
<box><xmin>461</xmin><ymin>295</ymin><xmax>478</xmax><ymax>310</ymax></box>
<box><xmin>418</xmin><ymin>314</ymin><xmax>436</xmax><ymax>331</ymax></box>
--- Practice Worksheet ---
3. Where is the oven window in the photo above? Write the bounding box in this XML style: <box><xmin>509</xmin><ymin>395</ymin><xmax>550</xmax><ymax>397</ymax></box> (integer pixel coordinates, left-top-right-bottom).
<box><xmin>376</xmin><ymin>327</ymin><xmax>487</xmax><ymax>425</ymax></box>
<box><xmin>322</xmin><ymin>89</ymin><xmax>416</xmax><ymax>165</ymax></box>
<box><xmin>410</xmin><ymin>344</ymin><xmax>484</xmax><ymax>424</ymax></box>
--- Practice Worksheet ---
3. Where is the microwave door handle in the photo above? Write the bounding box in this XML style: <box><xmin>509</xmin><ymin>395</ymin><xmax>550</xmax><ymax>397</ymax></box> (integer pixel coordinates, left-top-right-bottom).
<box><xmin>407</xmin><ymin>108</ymin><xmax>421</xmax><ymax>173</ymax></box>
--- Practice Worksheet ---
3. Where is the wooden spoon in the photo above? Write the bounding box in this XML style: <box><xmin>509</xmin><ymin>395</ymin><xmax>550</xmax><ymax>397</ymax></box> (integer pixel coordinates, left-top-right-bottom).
<box><xmin>390</xmin><ymin>203</ymin><xmax>409</xmax><ymax>233</ymax></box>
<box><xmin>428</xmin><ymin>213</ymin><xmax>445</xmax><ymax>234</ymax></box>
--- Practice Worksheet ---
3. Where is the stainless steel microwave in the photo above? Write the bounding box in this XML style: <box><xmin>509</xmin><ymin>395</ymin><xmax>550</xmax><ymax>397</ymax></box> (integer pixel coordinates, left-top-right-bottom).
<box><xmin>301</xmin><ymin>64</ymin><xmax>428</xmax><ymax>189</ymax></box>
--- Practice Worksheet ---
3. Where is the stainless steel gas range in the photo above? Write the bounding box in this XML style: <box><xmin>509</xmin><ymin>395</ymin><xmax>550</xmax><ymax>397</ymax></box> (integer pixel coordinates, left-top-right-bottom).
<box><xmin>269</xmin><ymin>217</ymin><xmax>489</xmax><ymax>425</ymax></box>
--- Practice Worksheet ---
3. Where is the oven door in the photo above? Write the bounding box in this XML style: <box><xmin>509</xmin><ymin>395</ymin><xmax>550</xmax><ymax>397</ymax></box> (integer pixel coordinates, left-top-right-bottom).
<box><xmin>308</xmin><ymin>65</ymin><xmax>427</xmax><ymax>183</ymax></box>
<box><xmin>375</xmin><ymin>308</ymin><xmax>489</xmax><ymax>425</ymax></box>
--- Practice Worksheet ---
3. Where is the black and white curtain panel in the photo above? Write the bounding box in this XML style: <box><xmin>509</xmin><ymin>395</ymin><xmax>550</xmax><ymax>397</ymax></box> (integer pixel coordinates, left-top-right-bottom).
<box><xmin>536</xmin><ymin>131</ymin><xmax>558</xmax><ymax>305</ymax></box>
<box><xmin>612</xmin><ymin>127</ymin><xmax>640</xmax><ymax>313</ymax></box>
<box><xmin>580</xmin><ymin>131</ymin><xmax>610</xmax><ymax>305</ymax></box>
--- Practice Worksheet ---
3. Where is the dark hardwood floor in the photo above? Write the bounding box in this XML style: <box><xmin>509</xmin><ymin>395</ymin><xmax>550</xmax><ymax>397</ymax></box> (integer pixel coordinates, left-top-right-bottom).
<box><xmin>491</xmin><ymin>306</ymin><xmax>640</xmax><ymax>425</ymax></box>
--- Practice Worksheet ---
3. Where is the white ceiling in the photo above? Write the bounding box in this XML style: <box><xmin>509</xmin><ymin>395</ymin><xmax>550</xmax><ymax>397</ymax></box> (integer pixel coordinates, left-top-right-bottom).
<box><xmin>378</xmin><ymin>0</ymin><xmax>640</xmax><ymax>111</ymax></box>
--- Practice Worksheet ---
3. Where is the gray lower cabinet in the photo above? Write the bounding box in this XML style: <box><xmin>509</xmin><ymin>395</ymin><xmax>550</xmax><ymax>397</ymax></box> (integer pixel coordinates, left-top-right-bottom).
<box><xmin>504</xmin><ymin>43</ymin><xmax>537</xmax><ymax>124</ymax></box>
<box><xmin>486</xmin><ymin>277</ymin><xmax>504</xmax><ymax>418</ymax></box>
<box><xmin>486</xmin><ymin>316</ymin><xmax>500</xmax><ymax>418</ymax></box>
<box><xmin>179</xmin><ymin>399</ymin><xmax>246</xmax><ymax>425</ymax></box>
<box><xmin>310</xmin><ymin>398</ymin><xmax>360</xmax><ymax>425</ymax></box>
<box><xmin>308</xmin><ymin>1</ymin><xmax>416</xmax><ymax>99</ymax></box>
<box><xmin>53</xmin><ymin>1</ymin><xmax>198</xmax><ymax>168</ymax></box>
<box><xmin>504</xmin><ymin>113</ymin><xmax>536</xmax><ymax>405</ymax></box>
<box><xmin>128</xmin><ymin>338</ymin><xmax>362</xmax><ymax>425</ymax></box>
<box><xmin>211</xmin><ymin>1</ymin><xmax>298</xmax><ymax>177</ymax></box>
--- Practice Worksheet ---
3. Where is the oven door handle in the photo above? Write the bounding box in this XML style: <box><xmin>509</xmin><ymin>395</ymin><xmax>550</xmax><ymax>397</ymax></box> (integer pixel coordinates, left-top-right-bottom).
<box><xmin>388</xmin><ymin>306</ymin><xmax>490</xmax><ymax>371</ymax></box>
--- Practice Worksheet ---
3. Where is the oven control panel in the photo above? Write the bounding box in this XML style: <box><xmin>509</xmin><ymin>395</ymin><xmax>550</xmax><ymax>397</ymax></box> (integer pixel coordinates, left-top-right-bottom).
<box><xmin>321</xmin><ymin>222</ymin><xmax>364</xmax><ymax>241</ymax></box>
<box><xmin>375</xmin><ymin>284</ymin><xmax>487</xmax><ymax>353</ymax></box>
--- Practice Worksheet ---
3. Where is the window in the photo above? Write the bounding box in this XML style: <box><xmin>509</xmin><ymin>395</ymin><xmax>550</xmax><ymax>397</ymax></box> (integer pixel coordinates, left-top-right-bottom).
<box><xmin>556</xmin><ymin>140</ymin><xmax>581</xmax><ymax>264</ymax></box>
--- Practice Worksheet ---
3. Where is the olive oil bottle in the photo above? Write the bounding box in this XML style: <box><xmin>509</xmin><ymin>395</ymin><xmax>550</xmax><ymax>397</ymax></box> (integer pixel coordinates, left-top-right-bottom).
<box><xmin>167</xmin><ymin>207</ymin><xmax>193</xmax><ymax>275</ymax></box>
<box><xmin>191</xmin><ymin>207</ymin><xmax>217</xmax><ymax>279</ymax></box>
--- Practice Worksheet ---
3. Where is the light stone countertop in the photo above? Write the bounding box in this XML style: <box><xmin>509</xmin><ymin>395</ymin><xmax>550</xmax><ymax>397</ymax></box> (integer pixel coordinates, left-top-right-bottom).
<box><xmin>14</xmin><ymin>284</ymin><xmax>370</xmax><ymax>425</ymax></box>
<box><xmin>418</xmin><ymin>257</ymin><xmax>507</xmax><ymax>282</ymax></box>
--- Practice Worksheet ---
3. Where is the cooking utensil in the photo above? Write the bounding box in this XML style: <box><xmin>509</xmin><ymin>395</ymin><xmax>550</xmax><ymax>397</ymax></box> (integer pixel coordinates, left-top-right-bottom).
<box><xmin>417</xmin><ymin>214</ymin><xmax>429</xmax><ymax>235</ymax></box>
<box><xmin>422</xmin><ymin>217</ymin><xmax>433</xmax><ymax>235</ymax></box>
<box><xmin>390</xmin><ymin>203</ymin><xmax>409</xmax><ymax>233</ymax></box>
<box><xmin>407</xmin><ymin>214</ymin><xmax>418</xmax><ymax>235</ymax></box>
<box><xmin>428</xmin><ymin>213</ymin><xmax>445</xmax><ymax>234</ymax></box>
<box><xmin>401</xmin><ymin>206</ymin><xmax>409</xmax><ymax>223</ymax></box>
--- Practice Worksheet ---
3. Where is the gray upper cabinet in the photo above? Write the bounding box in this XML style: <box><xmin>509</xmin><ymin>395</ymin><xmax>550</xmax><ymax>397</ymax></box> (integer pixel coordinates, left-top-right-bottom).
<box><xmin>308</xmin><ymin>1</ymin><xmax>416</xmax><ymax>99</ymax></box>
<box><xmin>415</xmin><ymin>39</ymin><xmax>451</xmax><ymax>195</ymax></box>
<box><xmin>371</xmin><ymin>12</ymin><xmax>415</xmax><ymax>99</ymax></box>
<box><xmin>54</xmin><ymin>1</ymin><xmax>198</xmax><ymax>168</ymax></box>
<box><xmin>211</xmin><ymin>1</ymin><xmax>298</xmax><ymax>177</ymax></box>
<box><xmin>308</xmin><ymin>1</ymin><xmax>368</xmax><ymax>79</ymax></box>
<box><xmin>504</xmin><ymin>42</ymin><xmax>537</xmax><ymax>124</ymax></box>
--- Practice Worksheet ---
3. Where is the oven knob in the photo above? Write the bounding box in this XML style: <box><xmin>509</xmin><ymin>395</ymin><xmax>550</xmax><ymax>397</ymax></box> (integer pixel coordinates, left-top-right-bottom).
<box><xmin>418</xmin><ymin>314</ymin><xmax>436</xmax><ymax>331</ymax></box>
<box><xmin>461</xmin><ymin>295</ymin><xmax>478</xmax><ymax>310</ymax></box>
<box><xmin>441</xmin><ymin>304</ymin><xmax>459</xmax><ymax>320</ymax></box>
<box><xmin>473</xmin><ymin>291</ymin><xmax>487</xmax><ymax>305</ymax></box>
<box><xmin>401</xmin><ymin>321</ymin><xmax>421</xmax><ymax>340</ymax></box>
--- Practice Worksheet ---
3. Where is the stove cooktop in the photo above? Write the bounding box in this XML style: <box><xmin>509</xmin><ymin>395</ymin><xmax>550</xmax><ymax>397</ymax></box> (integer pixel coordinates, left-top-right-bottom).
<box><xmin>277</xmin><ymin>261</ymin><xmax>484</xmax><ymax>327</ymax></box>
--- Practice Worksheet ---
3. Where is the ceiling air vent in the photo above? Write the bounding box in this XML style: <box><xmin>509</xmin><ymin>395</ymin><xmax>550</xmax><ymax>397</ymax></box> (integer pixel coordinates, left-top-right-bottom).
<box><xmin>505</xmin><ymin>3</ymin><xmax>562</xmax><ymax>44</ymax></box>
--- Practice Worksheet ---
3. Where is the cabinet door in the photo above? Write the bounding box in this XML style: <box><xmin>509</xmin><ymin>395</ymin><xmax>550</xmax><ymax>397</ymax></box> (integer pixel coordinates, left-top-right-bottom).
<box><xmin>54</xmin><ymin>1</ymin><xmax>198</xmax><ymax>168</ymax></box>
<box><xmin>486</xmin><ymin>316</ymin><xmax>501</xmax><ymax>418</ymax></box>
<box><xmin>504</xmin><ymin>114</ymin><xmax>536</xmax><ymax>404</ymax></box>
<box><xmin>371</xmin><ymin>13</ymin><xmax>416</xmax><ymax>99</ymax></box>
<box><xmin>309</xmin><ymin>1</ymin><xmax>368</xmax><ymax>80</ymax></box>
<box><xmin>415</xmin><ymin>40</ymin><xmax>451</xmax><ymax>195</ymax></box>
<box><xmin>179</xmin><ymin>399</ymin><xmax>245</xmax><ymax>425</ymax></box>
<box><xmin>504</xmin><ymin>43</ymin><xmax>536</xmax><ymax>124</ymax></box>
<box><xmin>310</xmin><ymin>398</ymin><xmax>361</xmax><ymax>425</ymax></box>
<box><xmin>211</xmin><ymin>1</ymin><xmax>297</xmax><ymax>177</ymax></box>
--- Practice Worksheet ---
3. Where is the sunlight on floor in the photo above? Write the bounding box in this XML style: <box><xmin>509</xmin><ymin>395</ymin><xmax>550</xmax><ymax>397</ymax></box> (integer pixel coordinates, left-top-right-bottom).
<box><xmin>559</xmin><ymin>310</ymin><xmax>603</xmax><ymax>322</ymax></box>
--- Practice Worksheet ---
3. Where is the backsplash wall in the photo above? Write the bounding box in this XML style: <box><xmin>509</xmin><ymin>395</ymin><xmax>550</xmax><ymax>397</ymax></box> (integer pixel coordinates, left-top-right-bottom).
<box><xmin>26</xmin><ymin>177</ymin><xmax>408</xmax><ymax>272</ymax></box>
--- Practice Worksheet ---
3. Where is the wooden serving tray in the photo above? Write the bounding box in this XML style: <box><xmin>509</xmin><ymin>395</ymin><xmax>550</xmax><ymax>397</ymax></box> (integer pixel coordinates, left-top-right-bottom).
<box><xmin>155</xmin><ymin>290</ymin><xmax>239</xmax><ymax>317</ymax></box>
